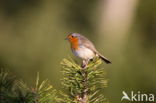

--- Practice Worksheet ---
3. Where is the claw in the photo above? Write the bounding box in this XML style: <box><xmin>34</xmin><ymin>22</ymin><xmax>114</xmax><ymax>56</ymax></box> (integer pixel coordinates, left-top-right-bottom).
<box><xmin>81</xmin><ymin>60</ymin><xmax>89</xmax><ymax>69</ymax></box>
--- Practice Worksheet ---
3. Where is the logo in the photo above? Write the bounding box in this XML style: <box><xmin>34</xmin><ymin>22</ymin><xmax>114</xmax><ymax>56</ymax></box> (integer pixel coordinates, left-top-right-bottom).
<box><xmin>121</xmin><ymin>91</ymin><xmax>155</xmax><ymax>102</ymax></box>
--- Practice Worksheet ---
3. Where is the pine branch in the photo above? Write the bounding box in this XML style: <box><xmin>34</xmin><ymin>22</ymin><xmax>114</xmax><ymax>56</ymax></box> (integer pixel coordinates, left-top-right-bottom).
<box><xmin>60</xmin><ymin>58</ymin><xmax>108</xmax><ymax>103</ymax></box>
<box><xmin>0</xmin><ymin>57</ymin><xmax>109</xmax><ymax>103</ymax></box>
<box><xmin>32</xmin><ymin>73</ymin><xmax>60</xmax><ymax>103</ymax></box>
<box><xmin>0</xmin><ymin>69</ymin><xmax>16</xmax><ymax>103</ymax></box>
<box><xmin>0</xmin><ymin>69</ymin><xmax>60</xmax><ymax>103</ymax></box>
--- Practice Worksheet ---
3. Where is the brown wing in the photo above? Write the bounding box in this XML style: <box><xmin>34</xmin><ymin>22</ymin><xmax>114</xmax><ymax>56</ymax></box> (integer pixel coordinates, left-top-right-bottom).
<box><xmin>79</xmin><ymin>35</ymin><xmax>98</xmax><ymax>53</ymax></box>
<box><xmin>79</xmin><ymin>35</ymin><xmax>111</xmax><ymax>64</ymax></box>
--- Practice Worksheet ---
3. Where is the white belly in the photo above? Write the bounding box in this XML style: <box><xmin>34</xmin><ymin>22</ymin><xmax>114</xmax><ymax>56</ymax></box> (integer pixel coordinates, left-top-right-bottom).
<box><xmin>73</xmin><ymin>46</ymin><xmax>95</xmax><ymax>60</ymax></box>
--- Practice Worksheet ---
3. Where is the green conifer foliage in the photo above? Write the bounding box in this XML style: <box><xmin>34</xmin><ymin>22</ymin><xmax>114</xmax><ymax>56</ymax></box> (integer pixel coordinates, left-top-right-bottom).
<box><xmin>0</xmin><ymin>58</ymin><xmax>108</xmax><ymax>103</ymax></box>
<box><xmin>0</xmin><ymin>70</ymin><xmax>59</xmax><ymax>103</ymax></box>
<box><xmin>60</xmin><ymin>58</ymin><xmax>108</xmax><ymax>103</ymax></box>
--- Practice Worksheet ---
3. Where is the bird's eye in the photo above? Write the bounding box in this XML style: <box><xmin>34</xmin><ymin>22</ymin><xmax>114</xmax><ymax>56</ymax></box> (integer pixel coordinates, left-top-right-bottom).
<box><xmin>71</xmin><ymin>35</ymin><xmax>74</xmax><ymax>38</ymax></box>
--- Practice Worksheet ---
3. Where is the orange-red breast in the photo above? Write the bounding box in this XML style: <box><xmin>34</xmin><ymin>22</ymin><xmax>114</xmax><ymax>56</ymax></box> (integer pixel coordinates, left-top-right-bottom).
<box><xmin>66</xmin><ymin>33</ymin><xmax>111</xmax><ymax>68</ymax></box>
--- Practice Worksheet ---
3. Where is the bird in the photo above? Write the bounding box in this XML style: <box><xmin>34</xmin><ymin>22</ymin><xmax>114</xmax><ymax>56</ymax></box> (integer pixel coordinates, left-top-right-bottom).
<box><xmin>65</xmin><ymin>33</ymin><xmax>111</xmax><ymax>68</ymax></box>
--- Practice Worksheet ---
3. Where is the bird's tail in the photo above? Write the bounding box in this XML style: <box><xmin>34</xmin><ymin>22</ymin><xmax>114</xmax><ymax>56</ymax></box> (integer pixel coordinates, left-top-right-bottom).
<box><xmin>98</xmin><ymin>54</ymin><xmax>111</xmax><ymax>64</ymax></box>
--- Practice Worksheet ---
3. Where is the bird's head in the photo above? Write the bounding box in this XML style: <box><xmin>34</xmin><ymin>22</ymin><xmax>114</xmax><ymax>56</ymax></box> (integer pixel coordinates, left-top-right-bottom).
<box><xmin>65</xmin><ymin>33</ymin><xmax>81</xmax><ymax>49</ymax></box>
<box><xmin>65</xmin><ymin>33</ymin><xmax>81</xmax><ymax>43</ymax></box>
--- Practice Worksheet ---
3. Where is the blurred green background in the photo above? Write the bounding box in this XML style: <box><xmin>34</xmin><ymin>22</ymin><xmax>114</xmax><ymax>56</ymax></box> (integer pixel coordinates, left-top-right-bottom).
<box><xmin>0</xmin><ymin>0</ymin><xmax>156</xmax><ymax>103</ymax></box>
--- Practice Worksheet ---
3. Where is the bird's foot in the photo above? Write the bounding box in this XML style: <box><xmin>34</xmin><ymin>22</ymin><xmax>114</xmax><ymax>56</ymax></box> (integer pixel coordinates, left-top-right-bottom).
<box><xmin>81</xmin><ymin>64</ymin><xmax>87</xmax><ymax>69</ymax></box>
<box><xmin>81</xmin><ymin>60</ymin><xmax>89</xmax><ymax>69</ymax></box>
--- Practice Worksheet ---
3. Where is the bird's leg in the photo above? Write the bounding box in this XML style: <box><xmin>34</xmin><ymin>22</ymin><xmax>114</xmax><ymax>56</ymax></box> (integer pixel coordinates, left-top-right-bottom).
<box><xmin>81</xmin><ymin>60</ymin><xmax>86</xmax><ymax>68</ymax></box>
<box><xmin>81</xmin><ymin>59</ymin><xmax>89</xmax><ymax>69</ymax></box>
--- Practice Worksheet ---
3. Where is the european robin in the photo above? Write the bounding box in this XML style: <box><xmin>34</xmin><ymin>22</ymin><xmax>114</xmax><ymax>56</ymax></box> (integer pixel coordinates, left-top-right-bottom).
<box><xmin>66</xmin><ymin>33</ymin><xmax>111</xmax><ymax>68</ymax></box>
